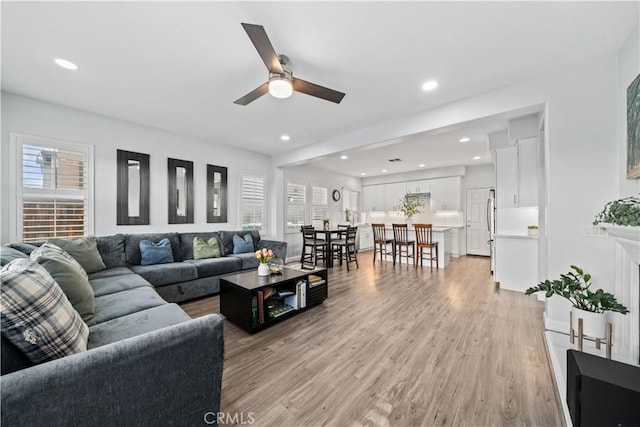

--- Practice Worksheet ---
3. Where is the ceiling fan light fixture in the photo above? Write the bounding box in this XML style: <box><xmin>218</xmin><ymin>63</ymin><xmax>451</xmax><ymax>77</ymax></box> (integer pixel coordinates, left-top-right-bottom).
<box><xmin>269</xmin><ymin>75</ymin><xmax>293</xmax><ymax>99</ymax></box>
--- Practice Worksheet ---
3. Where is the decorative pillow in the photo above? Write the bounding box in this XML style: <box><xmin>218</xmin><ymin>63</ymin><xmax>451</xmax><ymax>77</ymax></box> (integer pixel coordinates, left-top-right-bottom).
<box><xmin>31</xmin><ymin>243</ymin><xmax>95</xmax><ymax>321</ymax></box>
<box><xmin>232</xmin><ymin>234</ymin><xmax>254</xmax><ymax>254</ymax></box>
<box><xmin>48</xmin><ymin>237</ymin><xmax>106</xmax><ymax>273</ymax></box>
<box><xmin>0</xmin><ymin>259</ymin><xmax>89</xmax><ymax>364</ymax></box>
<box><xmin>139</xmin><ymin>238</ymin><xmax>174</xmax><ymax>266</ymax></box>
<box><xmin>7</xmin><ymin>243</ymin><xmax>39</xmax><ymax>256</ymax></box>
<box><xmin>193</xmin><ymin>237</ymin><xmax>221</xmax><ymax>260</ymax></box>
<box><xmin>1</xmin><ymin>246</ymin><xmax>28</xmax><ymax>267</ymax></box>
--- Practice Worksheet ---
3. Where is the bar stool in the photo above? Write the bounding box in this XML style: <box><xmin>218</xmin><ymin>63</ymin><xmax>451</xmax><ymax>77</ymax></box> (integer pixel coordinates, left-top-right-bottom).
<box><xmin>392</xmin><ymin>223</ymin><xmax>415</xmax><ymax>266</ymax></box>
<box><xmin>332</xmin><ymin>226</ymin><xmax>359</xmax><ymax>271</ymax></box>
<box><xmin>300</xmin><ymin>226</ymin><xmax>327</xmax><ymax>269</ymax></box>
<box><xmin>414</xmin><ymin>223</ymin><xmax>438</xmax><ymax>271</ymax></box>
<box><xmin>372</xmin><ymin>223</ymin><xmax>394</xmax><ymax>264</ymax></box>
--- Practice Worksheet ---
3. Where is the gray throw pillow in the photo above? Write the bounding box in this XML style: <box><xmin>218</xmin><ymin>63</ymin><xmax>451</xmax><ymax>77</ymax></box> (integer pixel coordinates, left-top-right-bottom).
<box><xmin>1</xmin><ymin>246</ymin><xmax>28</xmax><ymax>267</ymax></box>
<box><xmin>31</xmin><ymin>243</ymin><xmax>95</xmax><ymax>321</ymax></box>
<box><xmin>0</xmin><ymin>259</ymin><xmax>89</xmax><ymax>364</ymax></box>
<box><xmin>48</xmin><ymin>236</ymin><xmax>106</xmax><ymax>273</ymax></box>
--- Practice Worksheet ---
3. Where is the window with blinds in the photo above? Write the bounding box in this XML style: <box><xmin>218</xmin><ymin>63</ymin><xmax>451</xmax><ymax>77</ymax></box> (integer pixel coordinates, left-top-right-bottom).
<box><xmin>239</xmin><ymin>173</ymin><xmax>265</xmax><ymax>231</ymax></box>
<box><xmin>311</xmin><ymin>186</ymin><xmax>328</xmax><ymax>228</ymax></box>
<box><xmin>286</xmin><ymin>182</ymin><xmax>307</xmax><ymax>229</ymax></box>
<box><xmin>15</xmin><ymin>136</ymin><xmax>93</xmax><ymax>242</ymax></box>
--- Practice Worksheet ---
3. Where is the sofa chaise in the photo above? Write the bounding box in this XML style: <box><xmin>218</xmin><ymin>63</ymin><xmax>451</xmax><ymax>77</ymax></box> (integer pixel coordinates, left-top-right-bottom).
<box><xmin>0</xmin><ymin>230</ymin><xmax>286</xmax><ymax>425</ymax></box>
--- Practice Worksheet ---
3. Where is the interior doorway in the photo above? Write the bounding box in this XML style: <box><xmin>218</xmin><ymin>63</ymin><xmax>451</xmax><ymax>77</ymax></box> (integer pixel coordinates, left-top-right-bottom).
<box><xmin>466</xmin><ymin>187</ymin><xmax>492</xmax><ymax>256</ymax></box>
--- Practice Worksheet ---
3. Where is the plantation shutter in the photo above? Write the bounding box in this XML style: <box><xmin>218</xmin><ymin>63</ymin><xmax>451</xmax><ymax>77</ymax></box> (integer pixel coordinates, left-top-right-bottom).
<box><xmin>17</xmin><ymin>137</ymin><xmax>92</xmax><ymax>242</ymax></box>
<box><xmin>311</xmin><ymin>186</ymin><xmax>328</xmax><ymax>228</ymax></box>
<box><xmin>240</xmin><ymin>173</ymin><xmax>265</xmax><ymax>231</ymax></box>
<box><xmin>286</xmin><ymin>182</ymin><xmax>307</xmax><ymax>229</ymax></box>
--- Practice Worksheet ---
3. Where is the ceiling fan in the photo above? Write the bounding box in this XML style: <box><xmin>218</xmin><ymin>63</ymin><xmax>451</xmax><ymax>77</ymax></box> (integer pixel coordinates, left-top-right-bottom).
<box><xmin>234</xmin><ymin>23</ymin><xmax>346</xmax><ymax>106</ymax></box>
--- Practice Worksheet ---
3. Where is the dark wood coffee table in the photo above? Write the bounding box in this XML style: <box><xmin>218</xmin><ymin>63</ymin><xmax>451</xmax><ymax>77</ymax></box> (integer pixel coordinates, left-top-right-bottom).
<box><xmin>220</xmin><ymin>267</ymin><xmax>328</xmax><ymax>333</ymax></box>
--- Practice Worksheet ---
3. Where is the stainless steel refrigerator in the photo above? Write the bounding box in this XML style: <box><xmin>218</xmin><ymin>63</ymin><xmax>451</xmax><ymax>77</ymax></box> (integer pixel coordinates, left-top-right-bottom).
<box><xmin>487</xmin><ymin>189</ymin><xmax>496</xmax><ymax>273</ymax></box>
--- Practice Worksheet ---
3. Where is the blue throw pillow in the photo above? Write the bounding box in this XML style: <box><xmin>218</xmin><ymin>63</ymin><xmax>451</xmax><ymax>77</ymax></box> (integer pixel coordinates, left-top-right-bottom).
<box><xmin>232</xmin><ymin>234</ymin><xmax>254</xmax><ymax>254</ymax></box>
<box><xmin>139</xmin><ymin>238</ymin><xmax>174</xmax><ymax>266</ymax></box>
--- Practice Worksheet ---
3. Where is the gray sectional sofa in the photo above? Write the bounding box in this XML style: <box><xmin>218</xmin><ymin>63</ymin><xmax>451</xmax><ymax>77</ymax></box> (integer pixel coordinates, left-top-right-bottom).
<box><xmin>0</xmin><ymin>230</ymin><xmax>287</xmax><ymax>426</ymax></box>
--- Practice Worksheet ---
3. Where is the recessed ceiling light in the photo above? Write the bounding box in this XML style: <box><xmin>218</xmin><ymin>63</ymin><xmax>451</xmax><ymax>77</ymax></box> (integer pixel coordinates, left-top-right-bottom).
<box><xmin>54</xmin><ymin>58</ymin><xmax>78</xmax><ymax>70</ymax></box>
<box><xmin>418</xmin><ymin>163</ymin><xmax>426</xmax><ymax>168</ymax></box>
<box><xmin>360</xmin><ymin>172</ymin><xmax>366</xmax><ymax>176</ymax></box>
<box><xmin>340</xmin><ymin>155</ymin><xmax>348</xmax><ymax>160</ymax></box>
<box><xmin>381</xmin><ymin>169</ymin><xmax>388</xmax><ymax>173</ymax></box>
<box><xmin>280</xmin><ymin>134</ymin><xmax>290</xmax><ymax>141</ymax></box>
<box><xmin>422</xmin><ymin>80</ymin><xmax>438</xmax><ymax>91</ymax></box>
<box><xmin>473</xmin><ymin>156</ymin><xmax>481</xmax><ymax>160</ymax></box>
<box><xmin>459</xmin><ymin>137</ymin><xmax>470</xmax><ymax>143</ymax></box>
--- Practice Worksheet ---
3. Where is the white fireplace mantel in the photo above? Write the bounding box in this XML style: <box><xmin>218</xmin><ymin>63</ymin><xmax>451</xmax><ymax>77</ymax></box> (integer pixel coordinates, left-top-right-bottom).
<box><xmin>600</xmin><ymin>224</ymin><xmax>640</xmax><ymax>261</ymax></box>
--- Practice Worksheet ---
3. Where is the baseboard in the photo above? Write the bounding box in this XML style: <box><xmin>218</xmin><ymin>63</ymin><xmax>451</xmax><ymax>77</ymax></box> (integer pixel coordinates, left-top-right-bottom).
<box><xmin>544</xmin><ymin>313</ymin><xmax>568</xmax><ymax>334</ymax></box>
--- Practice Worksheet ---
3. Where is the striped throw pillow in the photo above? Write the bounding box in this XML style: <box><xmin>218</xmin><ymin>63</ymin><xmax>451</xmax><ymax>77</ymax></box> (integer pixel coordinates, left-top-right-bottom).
<box><xmin>0</xmin><ymin>258</ymin><xmax>89</xmax><ymax>364</ymax></box>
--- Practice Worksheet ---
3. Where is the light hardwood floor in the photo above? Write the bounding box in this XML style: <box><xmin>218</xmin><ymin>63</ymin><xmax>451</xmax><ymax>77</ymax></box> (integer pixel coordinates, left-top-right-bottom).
<box><xmin>181</xmin><ymin>254</ymin><xmax>563</xmax><ymax>427</ymax></box>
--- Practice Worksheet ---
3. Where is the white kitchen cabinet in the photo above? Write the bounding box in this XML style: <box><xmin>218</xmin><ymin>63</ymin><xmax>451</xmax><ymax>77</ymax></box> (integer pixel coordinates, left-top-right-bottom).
<box><xmin>383</xmin><ymin>182</ymin><xmax>406</xmax><ymax>211</ymax></box>
<box><xmin>496</xmin><ymin>146</ymin><xmax>518</xmax><ymax>208</ymax></box>
<box><xmin>430</xmin><ymin>177</ymin><xmax>461</xmax><ymax>211</ymax></box>
<box><xmin>406</xmin><ymin>179</ymin><xmax>431</xmax><ymax>194</ymax></box>
<box><xmin>495</xmin><ymin>138</ymin><xmax>538</xmax><ymax>208</ymax></box>
<box><xmin>358</xmin><ymin>226</ymin><xmax>373</xmax><ymax>250</ymax></box>
<box><xmin>363</xmin><ymin>185</ymin><xmax>384</xmax><ymax>212</ymax></box>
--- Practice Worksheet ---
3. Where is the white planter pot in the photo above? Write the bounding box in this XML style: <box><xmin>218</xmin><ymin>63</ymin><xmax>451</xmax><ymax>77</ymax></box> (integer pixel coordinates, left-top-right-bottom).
<box><xmin>572</xmin><ymin>307</ymin><xmax>608</xmax><ymax>338</ymax></box>
<box><xmin>257</xmin><ymin>263</ymin><xmax>270</xmax><ymax>276</ymax></box>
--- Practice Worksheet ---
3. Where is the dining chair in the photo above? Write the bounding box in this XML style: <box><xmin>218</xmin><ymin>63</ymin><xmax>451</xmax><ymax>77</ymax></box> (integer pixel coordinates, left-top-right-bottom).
<box><xmin>414</xmin><ymin>223</ymin><xmax>438</xmax><ymax>271</ymax></box>
<box><xmin>332</xmin><ymin>226</ymin><xmax>359</xmax><ymax>271</ymax></box>
<box><xmin>372</xmin><ymin>223</ymin><xmax>394</xmax><ymax>264</ymax></box>
<box><xmin>392</xmin><ymin>223</ymin><xmax>415</xmax><ymax>266</ymax></box>
<box><xmin>300</xmin><ymin>226</ymin><xmax>328</xmax><ymax>269</ymax></box>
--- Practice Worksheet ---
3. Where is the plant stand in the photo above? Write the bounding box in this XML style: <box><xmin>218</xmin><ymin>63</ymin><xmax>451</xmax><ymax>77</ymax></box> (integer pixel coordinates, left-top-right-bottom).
<box><xmin>569</xmin><ymin>311</ymin><xmax>613</xmax><ymax>359</ymax></box>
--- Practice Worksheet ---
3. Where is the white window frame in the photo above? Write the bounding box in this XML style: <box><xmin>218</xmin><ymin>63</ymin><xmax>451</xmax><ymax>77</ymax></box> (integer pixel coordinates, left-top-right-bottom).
<box><xmin>238</xmin><ymin>172</ymin><xmax>266</xmax><ymax>234</ymax></box>
<box><xmin>9</xmin><ymin>133</ymin><xmax>94</xmax><ymax>242</ymax></box>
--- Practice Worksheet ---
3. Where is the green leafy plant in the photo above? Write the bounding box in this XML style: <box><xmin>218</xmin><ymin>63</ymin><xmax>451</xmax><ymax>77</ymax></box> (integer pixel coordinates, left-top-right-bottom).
<box><xmin>398</xmin><ymin>194</ymin><xmax>422</xmax><ymax>218</ymax></box>
<box><xmin>344</xmin><ymin>208</ymin><xmax>350</xmax><ymax>221</ymax></box>
<box><xmin>593</xmin><ymin>196</ymin><xmax>640</xmax><ymax>226</ymax></box>
<box><xmin>525</xmin><ymin>265</ymin><xmax>629</xmax><ymax>314</ymax></box>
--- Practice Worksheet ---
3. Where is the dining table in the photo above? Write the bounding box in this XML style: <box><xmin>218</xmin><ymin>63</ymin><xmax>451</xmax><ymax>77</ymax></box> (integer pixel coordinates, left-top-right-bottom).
<box><xmin>313</xmin><ymin>228</ymin><xmax>347</xmax><ymax>268</ymax></box>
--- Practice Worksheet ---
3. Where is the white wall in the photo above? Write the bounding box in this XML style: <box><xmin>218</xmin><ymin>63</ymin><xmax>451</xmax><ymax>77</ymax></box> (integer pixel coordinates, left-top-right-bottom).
<box><xmin>0</xmin><ymin>92</ymin><xmax>273</xmax><ymax>242</ymax></box>
<box><xmin>282</xmin><ymin>164</ymin><xmax>361</xmax><ymax>261</ymax></box>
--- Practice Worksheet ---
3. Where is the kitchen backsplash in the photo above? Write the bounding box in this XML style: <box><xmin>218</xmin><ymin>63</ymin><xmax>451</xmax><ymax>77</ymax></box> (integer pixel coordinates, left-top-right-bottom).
<box><xmin>367</xmin><ymin>211</ymin><xmax>463</xmax><ymax>226</ymax></box>
<box><xmin>496</xmin><ymin>207</ymin><xmax>538</xmax><ymax>235</ymax></box>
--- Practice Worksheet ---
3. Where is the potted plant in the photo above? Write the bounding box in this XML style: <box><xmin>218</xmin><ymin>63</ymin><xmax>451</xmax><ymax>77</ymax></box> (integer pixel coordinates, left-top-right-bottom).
<box><xmin>593</xmin><ymin>196</ymin><xmax>640</xmax><ymax>226</ymax></box>
<box><xmin>525</xmin><ymin>265</ymin><xmax>628</xmax><ymax>337</ymax></box>
<box><xmin>344</xmin><ymin>208</ymin><xmax>351</xmax><ymax>222</ymax></box>
<box><xmin>398</xmin><ymin>194</ymin><xmax>422</xmax><ymax>225</ymax></box>
<box><xmin>255</xmin><ymin>248</ymin><xmax>274</xmax><ymax>276</ymax></box>
<box><xmin>322</xmin><ymin>218</ymin><xmax>330</xmax><ymax>231</ymax></box>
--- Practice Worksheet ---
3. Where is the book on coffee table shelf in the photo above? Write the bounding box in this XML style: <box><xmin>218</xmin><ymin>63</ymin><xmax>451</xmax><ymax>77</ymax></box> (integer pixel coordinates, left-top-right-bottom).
<box><xmin>308</xmin><ymin>274</ymin><xmax>326</xmax><ymax>287</ymax></box>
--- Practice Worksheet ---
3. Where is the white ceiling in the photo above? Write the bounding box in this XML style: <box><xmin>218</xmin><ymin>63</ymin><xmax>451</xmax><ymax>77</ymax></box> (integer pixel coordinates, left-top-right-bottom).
<box><xmin>2</xmin><ymin>1</ymin><xmax>637</xmax><ymax>177</ymax></box>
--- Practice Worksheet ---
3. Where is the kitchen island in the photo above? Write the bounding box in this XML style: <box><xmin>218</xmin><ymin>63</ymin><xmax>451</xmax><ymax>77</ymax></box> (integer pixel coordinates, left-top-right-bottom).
<box><xmin>383</xmin><ymin>225</ymin><xmax>452</xmax><ymax>268</ymax></box>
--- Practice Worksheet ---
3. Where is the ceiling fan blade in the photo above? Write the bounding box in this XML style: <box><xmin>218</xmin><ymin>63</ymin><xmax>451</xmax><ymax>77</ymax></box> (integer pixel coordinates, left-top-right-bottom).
<box><xmin>241</xmin><ymin>23</ymin><xmax>284</xmax><ymax>74</ymax></box>
<box><xmin>292</xmin><ymin>78</ymin><xmax>345</xmax><ymax>104</ymax></box>
<box><xmin>234</xmin><ymin>82</ymin><xmax>269</xmax><ymax>106</ymax></box>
